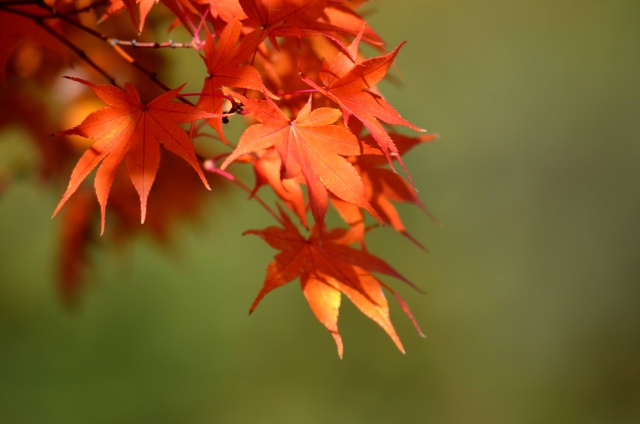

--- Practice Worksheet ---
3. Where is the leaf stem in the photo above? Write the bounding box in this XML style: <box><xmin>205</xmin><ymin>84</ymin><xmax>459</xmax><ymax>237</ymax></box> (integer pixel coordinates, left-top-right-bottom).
<box><xmin>193</xmin><ymin>8</ymin><xmax>209</xmax><ymax>42</ymax></box>
<box><xmin>276</xmin><ymin>89</ymin><xmax>318</xmax><ymax>97</ymax></box>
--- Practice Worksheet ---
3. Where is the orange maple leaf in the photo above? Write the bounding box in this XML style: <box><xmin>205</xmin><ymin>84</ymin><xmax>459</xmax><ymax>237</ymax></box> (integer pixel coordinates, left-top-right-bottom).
<box><xmin>97</xmin><ymin>0</ymin><xmax>157</xmax><ymax>33</ymax></box>
<box><xmin>205</xmin><ymin>0</ymin><xmax>246</xmax><ymax>22</ymax></box>
<box><xmin>239</xmin><ymin>0</ymin><xmax>365</xmax><ymax>58</ymax></box>
<box><xmin>246</xmin><ymin>208</ymin><xmax>425</xmax><ymax>357</ymax></box>
<box><xmin>159</xmin><ymin>0</ymin><xmax>200</xmax><ymax>35</ymax></box>
<box><xmin>197</xmin><ymin>14</ymin><xmax>269</xmax><ymax>144</ymax></box>
<box><xmin>239</xmin><ymin>0</ymin><xmax>326</xmax><ymax>34</ymax></box>
<box><xmin>53</xmin><ymin>77</ymin><xmax>221</xmax><ymax>233</ymax></box>
<box><xmin>300</xmin><ymin>25</ymin><xmax>425</xmax><ymax>183</ymax></box>
<box><xmin>238</xmin><ymin>147</ymin><xmax>309</xmax><ymax>228</ymax></box>
<box><xmin>221</xmin><ymin>92</ymin><xmax>381</xmax><ymax>231</ymax></box>
<box><xmin>321</xmin><ymin>2</ymin><xmax>385</xmax><ymax>49</ymax></box>
<box><xmin>333</xmin><ymin>127</ymin><xmax>439</xmax><ymax>249</ymax></box>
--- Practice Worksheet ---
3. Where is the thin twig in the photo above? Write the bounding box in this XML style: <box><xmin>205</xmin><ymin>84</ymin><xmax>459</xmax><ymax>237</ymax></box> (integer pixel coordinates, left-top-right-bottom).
<box><xmin>107</xmin><ymin>38</ymin><xmax>202</xmax><ymax>49</ymax></box>
<box><xmin>41</xmin><ymin>22</ymin><xmax>117</xmax><ymax>85</ymax></box>
<box><xmin>0</xmin><ymin>4</ymin><xmax>119</xmax><ymax>85</ymax></box>
<box><xmin>10</xmin><ymin>1</ymin><xmax>197</xmax><ymax>105</ymax></box>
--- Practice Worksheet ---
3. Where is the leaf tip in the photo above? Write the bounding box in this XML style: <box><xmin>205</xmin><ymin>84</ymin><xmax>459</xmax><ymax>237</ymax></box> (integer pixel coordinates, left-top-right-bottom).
<box><xmin>100</xmin><ymin>206</ymin><xmax>106</xmax><ymax>236</ymax></box>
<box><xmin>332</xmin><ymin>332</ymin><xmax>344</xmax><ymax>359</ymax></box>
<box><xmin>392</xmin><ymin>291</ymin><xmax>426</xmax><ymax>337</ymax></box>
<box><xmin>52</xmin><ymin>197</ymin><xmax>67</xmax><ymax>219</ymax></box>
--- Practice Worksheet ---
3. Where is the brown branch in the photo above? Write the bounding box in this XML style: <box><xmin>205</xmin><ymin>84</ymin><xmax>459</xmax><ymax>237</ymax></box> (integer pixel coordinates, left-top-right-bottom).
<box><xmin>0</xmin><ymin>4</ymin><xmax>119</xmax><ymax>85</ymax></box>
<box><xmin>39</xmin><ymin>21</ymin><xmax>117</xmax><ymax>85</ymax></box>
<box><xmin>107</xmin><ymin>38</ymin><xmax>203</xmax><ymax>49</ymax></box>
<box><xmin>9</xmin><ymin>1</ymin><xmax>197</xmax><ymax>105</ymax></box>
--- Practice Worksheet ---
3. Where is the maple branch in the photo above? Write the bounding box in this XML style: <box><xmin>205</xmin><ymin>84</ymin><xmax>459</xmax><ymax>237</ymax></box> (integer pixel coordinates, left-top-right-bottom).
<box><xmin>108</xmin><ymin>43</ymin><xmax>181</xmax><ymax>98</ymax></box>
<box><xmin>203</xmin><ymin>160</ymin><xmax>285</xmax><ymax>226</ymax></box>
<box><xmin>17</xmin><ymin>1</ymin><xmax>196</xmax><ymax>105</ymax></box>
<box><xmin>0</xmin><ymin>4</ymin><xmax>115</xmax><ymax>85</ymax></box>
<box><xmin>107</xmin><ymin>38</ymin><xmax>202</xmax><ymax>49</ymax></box>
<box><xmin>32</xmin><ymin>19</ymin><xmax>117</xmax><ymax>85</ymax></box>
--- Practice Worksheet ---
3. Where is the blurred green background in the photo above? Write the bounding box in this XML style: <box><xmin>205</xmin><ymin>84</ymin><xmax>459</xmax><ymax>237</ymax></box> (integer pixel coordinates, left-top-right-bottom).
<box><xmin>1</xmin><ymin>0</ymin><xmax>640</xmax><ymax>423</ymax></box>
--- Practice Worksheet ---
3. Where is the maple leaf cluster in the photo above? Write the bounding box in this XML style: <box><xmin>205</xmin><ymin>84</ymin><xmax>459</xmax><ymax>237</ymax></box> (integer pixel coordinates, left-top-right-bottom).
<box><xmin>0</xmin><ymin>0</ymin><xmax>436</xmax><ymax>356</ymax></box>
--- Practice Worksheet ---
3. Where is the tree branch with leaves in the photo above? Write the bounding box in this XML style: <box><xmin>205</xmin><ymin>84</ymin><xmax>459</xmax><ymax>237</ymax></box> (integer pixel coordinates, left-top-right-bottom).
<box><xmin>0</xmin><ymin>0</ymin><xmax>436</xmax><ymax>357</ymax></box>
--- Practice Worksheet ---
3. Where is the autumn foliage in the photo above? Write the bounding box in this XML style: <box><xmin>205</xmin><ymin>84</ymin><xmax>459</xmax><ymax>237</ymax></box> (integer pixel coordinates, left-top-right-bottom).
<box><xmin>0</xmin><ymin>0</ymin><xmax>435</xmax><ymax>356</ymax></box>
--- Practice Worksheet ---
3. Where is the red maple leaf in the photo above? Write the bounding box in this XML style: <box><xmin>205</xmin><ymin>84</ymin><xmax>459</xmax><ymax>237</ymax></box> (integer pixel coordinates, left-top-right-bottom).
<box><xmin>160</xmin><ymin>0</ymin><xmax>201</xmax><ymax>35</ymax></box>
<box><xmin>239</xmin><ymin>0</ymin><xmax>326</xmax><ymax>34</ymax></box>
<box><xmin>237</xmin><ymin>147</ymin><xmax>309</xmax><ymax>228</ymax></box>
<box><xmin>221</xmin><ymin>91</ymin><xmax>381</xmax><ymax>231</ymax></box>
<box><xmin>97</xmin><ymin>0</ymin><xmax>157</xmax><ymax>33</ymax></box>
<box><xmin>239</xmin><ymin>0</ymin><xmax>366</xmax><ymax>58</ymax></box>
<box><xmin>203</xmin><ymin>0</ymin><xmax>246</xmax><ymax>23</ymax></box>
<box><xmin>246</xmin><ymin>208</ymin><xmax>424</xmax><ymax>357</ymax></box>
<box><xmin>53</xmin><ymin>77</ymin><xmax>220</xmax><ymax>233</ymax></box>
<box><xmin>321</xmin><ymin>1</ymin><xmax>385</xmax><ymax>49</ymax></box>
<box><xmin>196</xmin><ymin>14</ymin><xmax>269</xmax><ymax>144</ymax></box>
<box><xmin>333</xmin><ymin>127</ymin><xmax>439</xmax><ymax>249</ymax></box>
<box><xmin>300</xmin><ymin>25</ymin><xmax>425</xmax><ymax>183</ymax></box>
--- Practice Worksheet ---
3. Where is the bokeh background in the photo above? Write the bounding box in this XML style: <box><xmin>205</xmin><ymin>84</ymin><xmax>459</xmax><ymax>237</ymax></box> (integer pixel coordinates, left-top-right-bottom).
<box><xmin>1</xmin><ymin>0</ymin><xmax>640</xmax><ymax>423</ymax></box>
